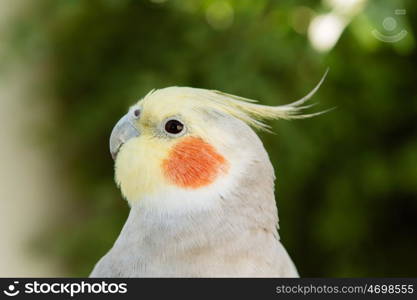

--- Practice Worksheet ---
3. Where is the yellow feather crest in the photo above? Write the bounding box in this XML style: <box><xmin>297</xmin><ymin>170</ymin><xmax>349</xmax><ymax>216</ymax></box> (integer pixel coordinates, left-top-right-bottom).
<box><xmin>140</xmin><ymin>70</ymin><xmax>330</xmax><ymax>132</ymax></box>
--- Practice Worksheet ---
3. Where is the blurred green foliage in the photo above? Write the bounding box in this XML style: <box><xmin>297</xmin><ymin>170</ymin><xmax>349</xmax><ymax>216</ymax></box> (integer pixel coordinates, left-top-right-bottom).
<box><xmin>8</xmin><ymin>0</ymin><xmax>417</xmax><ymax>276</ymax></box>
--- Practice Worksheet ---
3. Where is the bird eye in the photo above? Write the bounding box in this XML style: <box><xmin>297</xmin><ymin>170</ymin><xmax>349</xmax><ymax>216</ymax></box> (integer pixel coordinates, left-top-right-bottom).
<box><xmin>164</xmin><ymin>119</ymin><xmax>184</xmax><ymax>135</ymax></box>
<box><xmin>133</xmin><ymin>109</ymin><xmax>140</xmax><ymax>118</ymax></box>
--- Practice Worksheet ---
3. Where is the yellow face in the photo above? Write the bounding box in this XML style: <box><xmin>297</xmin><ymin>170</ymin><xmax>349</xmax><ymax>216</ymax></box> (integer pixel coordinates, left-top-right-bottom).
<box><xmin>115</xmin><ymin>133</ymin><xmax>173</xmax><ymax>203</ymax></box>
<box><xmin>112</xmin><ymin>90</ymin><xmax>229</xmax><ymax>205</ymax></box>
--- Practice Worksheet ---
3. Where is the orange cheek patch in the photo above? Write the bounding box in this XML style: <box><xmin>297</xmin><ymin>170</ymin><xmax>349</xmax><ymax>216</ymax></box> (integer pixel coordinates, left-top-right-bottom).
<box><xmin>162</xmin><ymin>137</ymin><xmax>229</xmax><ymax>189</ymax></box>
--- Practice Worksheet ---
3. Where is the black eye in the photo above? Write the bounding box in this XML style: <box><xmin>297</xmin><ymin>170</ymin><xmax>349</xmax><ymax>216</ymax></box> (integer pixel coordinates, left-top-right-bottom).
<box><xmin>133</xmin><ymin>109</ymin><xmax>140</xmax><ymax>118</ymax></box>
<box><xmin>165</xmin><ymin>119</ymin><xmax>184</xmax><ymax>134</ymax></box>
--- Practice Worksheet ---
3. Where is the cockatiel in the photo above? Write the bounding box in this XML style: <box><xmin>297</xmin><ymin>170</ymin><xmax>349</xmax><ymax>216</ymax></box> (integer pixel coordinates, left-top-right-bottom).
<box><xmin>90</xmin><ymin>74</ymin><xmax>327</xmax><ymax>277</ymax></box>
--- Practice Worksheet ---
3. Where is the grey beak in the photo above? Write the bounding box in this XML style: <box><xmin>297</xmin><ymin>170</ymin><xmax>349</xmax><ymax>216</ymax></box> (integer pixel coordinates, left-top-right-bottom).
<box><xmin>109</xmin><ymin>113</ymin><xmax>140</xmax><ymax>160</ymax></box>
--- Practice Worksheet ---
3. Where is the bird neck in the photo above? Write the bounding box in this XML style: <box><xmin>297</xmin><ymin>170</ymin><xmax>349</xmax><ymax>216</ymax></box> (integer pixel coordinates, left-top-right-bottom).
<box><xmin>116</xmin><ymin>134</ymin><xmax>280</xmax><ymax>254</ymax></box>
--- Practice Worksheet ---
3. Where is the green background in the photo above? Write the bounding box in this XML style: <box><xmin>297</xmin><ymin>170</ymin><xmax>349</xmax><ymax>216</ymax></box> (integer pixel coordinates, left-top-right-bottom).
<box><xmin>6</xmin><ymin>0</ymin><xmax>417</xmax><ymax>276</ymax></box>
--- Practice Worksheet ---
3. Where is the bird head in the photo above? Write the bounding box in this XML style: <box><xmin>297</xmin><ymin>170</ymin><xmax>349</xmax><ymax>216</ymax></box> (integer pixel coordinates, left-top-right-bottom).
<box><xmin>110</xmin><ymin>76</ymin><xmax>326</xmax><ymax>212</ymax></box>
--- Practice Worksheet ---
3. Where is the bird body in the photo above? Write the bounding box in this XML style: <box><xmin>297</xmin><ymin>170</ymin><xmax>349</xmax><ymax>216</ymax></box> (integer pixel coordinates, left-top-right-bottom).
<box><xmin>91</xmin><ymin>80</ymin><xmax>326</xmax><ymax>277</ymax></box>
<box><xmin>90</xmin><ymin>195</ymin><xmax>298</xmax><ymax>277</ymax></box>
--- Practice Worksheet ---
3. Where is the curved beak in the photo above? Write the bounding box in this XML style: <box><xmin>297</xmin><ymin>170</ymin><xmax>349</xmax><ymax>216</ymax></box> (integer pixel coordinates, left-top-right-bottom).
<box><xmin>109</xmin><ymin>113</ymin><xmax>140</xmax><ymax>160</ymax></box>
